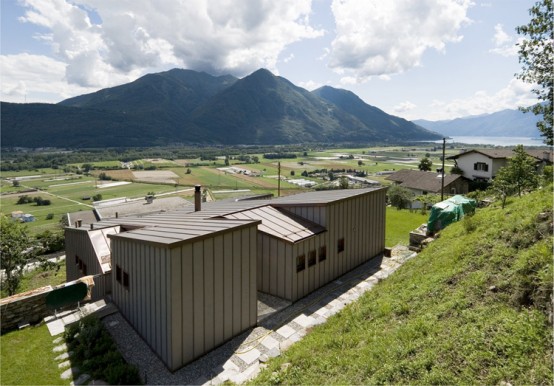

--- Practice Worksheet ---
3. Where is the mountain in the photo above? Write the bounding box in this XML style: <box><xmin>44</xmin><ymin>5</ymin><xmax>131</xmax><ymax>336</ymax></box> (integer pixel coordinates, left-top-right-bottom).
<box><xmin>313</xmin><ymin>86</ymin><xmax>440</xmax><ymax>141</ymax></box>
<box><xmin>1</xmin><ymin>68</ymin><xmax>442</xmax><ymax>148</ymax></box>
<box><xmin>414</xmin><ymin>109</ymin><xmax>541</xmax><ymax>137</ymax></box>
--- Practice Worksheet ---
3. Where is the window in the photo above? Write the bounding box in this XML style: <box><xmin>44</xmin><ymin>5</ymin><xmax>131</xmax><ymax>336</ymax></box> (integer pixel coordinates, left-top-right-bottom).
<box><xmin>308</xmin><ymin>250</ymin><xmax>316</xmax><ymax>267</ymax></box>
<box><xmin>82</xmin><ymin>263</ymin><xmax>87</xmax><ymax>276</ymax></box>
<box><xmin>75</xmin><ymin>255</ymin><xmax>79</xmax><ymax>265</ymax></box>
<box><xmin>123</xmin><ymin>272</ymin><xmax>129</xmax><ymax>289</ymax></box>
<box><xmin>318</xmin><ymin>246</ymin><xmax>327</xmax><ymax>262</ymax></box>
<box><xmin>337</xmin><ymin>238</ymin><xmax>345</xmax><ymax>253</ymax></box>
<box><xmin>474</xmin><ymin>162</ymin><xmax>489</xmax><ymax>172</ymax></box>
<box><xmin>78</xmin><ymin>259</ymin><xmax>83</xmax><ymax>270</ymax></box>
<box><xmin>296</xmin><ymin>254</ymin><xmax>306</xmax><ymax>272</ymax></box>
<box><xmin>116</xmin><ymin>265</ymin><xmax>122</xmax><ymax>283</ymax></box>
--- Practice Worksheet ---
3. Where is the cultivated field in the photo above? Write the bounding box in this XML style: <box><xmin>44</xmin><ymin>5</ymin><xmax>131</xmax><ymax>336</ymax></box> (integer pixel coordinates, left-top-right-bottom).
<box><xmin>0</xmin><ymin>146</ymin><xmax>460</xmax><ymax>233</ymax></box>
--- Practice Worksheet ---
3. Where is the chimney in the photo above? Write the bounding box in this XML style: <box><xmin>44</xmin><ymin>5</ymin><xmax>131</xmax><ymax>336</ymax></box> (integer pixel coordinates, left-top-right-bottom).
<box><xmin>76</xmin><ymin>219</ymin><xmax>82</xmax><ymax>228</ymax></box>
<box><xmin>194</xmin><ymin>185</ymin><xmax>201</xmax><ymax>211</ymax></box>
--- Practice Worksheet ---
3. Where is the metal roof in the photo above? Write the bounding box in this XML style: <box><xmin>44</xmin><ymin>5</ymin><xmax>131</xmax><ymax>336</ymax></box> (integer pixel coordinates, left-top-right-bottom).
<box><xmin>108</xmin><ymin>218</ymin><xmax>260</xmax><ymax>247</ymax></box>
<box><xmin>271</xmin><ymin>187</ymin><xmax>385</xmax><ymax>206</ymax></box>
<box><xmin>224</xmin><ymin>206</ymin><xmax>325</xmax><ymax>243</ymax></box>
<box><xmin>88</xmin><ymin>187</ymin><xmax>384</xmax><ymax>247</ymax></box>
<box><xmin>447</xmin><ymin>148</ymin><xmax>553</xmax><ymax>161</ymax></box>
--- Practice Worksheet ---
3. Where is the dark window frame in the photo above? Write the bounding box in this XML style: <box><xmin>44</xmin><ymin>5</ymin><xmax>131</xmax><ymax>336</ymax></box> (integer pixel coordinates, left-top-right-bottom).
<box><xmin>308</xmin><ymin>250</ymin><xmax>317</xmax><ymax>267</ymax></box>
<box><xmin>337</xmin><ymin>238</ymin><xmax>345</xmax><ymax>253</ymax></box>
<box><xmin>296</xmin><ymin>254</ymin><xmax>306</xmax><ymax>272</ymax></box>
<box><xmin>318</xmin><ymin>245</ymin><xmax>327</xmax><ymax>262</ymax></box>
<box><xmin>116</xmin><ymin>265</ymin><xmax>122</xmax><ymax>283</ymax></box>
<box><xmin>123</xmin><ymin>272</ymin><xmax>129</xmax><ymax>289</ymax></box>
<box><xmin>474</xmin><ymin>162</ymin><xmax>489</xmax><ymax>172</ymax></box>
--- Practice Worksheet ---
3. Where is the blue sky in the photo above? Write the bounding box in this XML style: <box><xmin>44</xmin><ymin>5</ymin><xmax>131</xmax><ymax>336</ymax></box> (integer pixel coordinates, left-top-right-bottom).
<box><xmin>0</xmin><ymin>0</ymin><xmax>538</xmax><ymax>121</ymax></box>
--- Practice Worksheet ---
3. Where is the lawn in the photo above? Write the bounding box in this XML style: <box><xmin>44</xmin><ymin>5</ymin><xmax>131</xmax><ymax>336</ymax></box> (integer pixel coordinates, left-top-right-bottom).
<box><xmin>385</xmin><ymin>207</ymin><xmax>428</xmax><ymax>247</ymax></box>
<box><xmin>1</xmin><ymin>324</ymin><xmax>67</xmax><ymax>385</ymax></box>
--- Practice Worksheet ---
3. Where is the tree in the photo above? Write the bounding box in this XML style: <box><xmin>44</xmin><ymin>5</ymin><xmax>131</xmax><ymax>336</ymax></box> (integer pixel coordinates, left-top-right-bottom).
<box><xmin>339</xmin><ymin>176</ymin><xmax>349</xmax><ymax>189</ymax></box>
<box><xmin>0</xmin><ymin>216</ymin><xmax>36</xmax><ymax>295</ymax></box>
<box><xmin>516</xmin><ymin>0</ymin><xmax>553</xmax><ymax>145</ymax></box>
<box><xmin>491</xmin><ymin>145</ymin><xmax>539</xmax><ymax>204</ymax></box>
<box><xmin>357</xmin><ymin>160</ymin><xmax>364</xmax><ymax>166</ymax></box>
<box><xmin>388</xmin><ymin>185</ymin><xmax>414</xmax><ymax>210</ymax></box>
<box><xmin>418</xmin><ymin>157</ymin><xmax>433</xmax><ymax>171</ymax></box>
<box><xmin>12</xmin><ymin>180</ymin><xmax>19</xmax><ymax>187</ymax></box>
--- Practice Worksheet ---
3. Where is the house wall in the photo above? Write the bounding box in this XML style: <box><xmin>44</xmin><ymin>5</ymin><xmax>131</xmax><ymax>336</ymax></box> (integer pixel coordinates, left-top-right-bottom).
<box><xmin>257</xmin><ymin>232</ymin><xmax>328</xmax><ymax>301</ymax></box>
<box><xmin>65</xmin><ymin>228</ymin><xmax>103</xmax><ymax>282</ymax></box>
<box><xmin>111</xmin><ymin>224</ymin><xmax>258</xmax><ymax>371</ymax></box>
<box><xmin>455</xmin><ymin>153</ymin><xmax>505</xmax><ymax>180</ymax></box>
<box><xmin>281</xmin><ymin>189</ymin><xmax>386</xmax><ymax>301</ymax></box>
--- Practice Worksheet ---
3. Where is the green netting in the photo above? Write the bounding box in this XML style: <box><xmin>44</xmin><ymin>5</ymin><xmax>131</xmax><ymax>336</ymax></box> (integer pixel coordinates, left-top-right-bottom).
<box><xmin>45</xmin><ymin>281</ymin><xmax>88</xmax><ymax>310</ymax></box>
<box><xmin>427</xmin><ymin>195</ymin><xmax>477</xmax><ymax>233</ymax></box>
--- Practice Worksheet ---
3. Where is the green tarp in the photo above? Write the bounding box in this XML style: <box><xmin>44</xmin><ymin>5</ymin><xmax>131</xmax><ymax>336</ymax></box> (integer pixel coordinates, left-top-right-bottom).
<box><xmin>427</xmin><ymin>195</ymin><xmax>477</xmax><ymax>233</ymax></box>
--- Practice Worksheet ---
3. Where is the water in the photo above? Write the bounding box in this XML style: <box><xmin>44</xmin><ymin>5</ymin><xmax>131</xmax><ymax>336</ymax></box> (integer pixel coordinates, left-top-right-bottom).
<box><xmin>432</xmin><ymin>136</ymin><xmax>546</xmax><ymax>147</ymax></box>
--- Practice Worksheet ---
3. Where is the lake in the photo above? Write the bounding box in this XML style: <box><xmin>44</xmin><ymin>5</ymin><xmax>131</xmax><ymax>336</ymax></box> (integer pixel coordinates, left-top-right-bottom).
<box><xmin>432</xmin><ymin>136</ymin><xmax>546</xmax><ymax>147</ymax></box>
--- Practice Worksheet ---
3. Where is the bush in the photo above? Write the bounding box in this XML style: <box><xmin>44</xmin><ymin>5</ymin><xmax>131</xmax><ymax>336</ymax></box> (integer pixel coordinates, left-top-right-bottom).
<box><xmin>64</xmin><ymin>316</ymin><xmax>142</xmax><ymax>385</ymax></box>
<box><xmin>16</xmin><ymin>195</ymin><xmax>33</xmax><ymax>205</ymax></box>
<box><xmin>92</xmin><ymin>194</ymin><xmax>103</xmax><ymax>202</ymax></box>
<box><xmin>45</xmin><ymin>213</ymin><xmax>54</xmax><ymax>220</ymax></box>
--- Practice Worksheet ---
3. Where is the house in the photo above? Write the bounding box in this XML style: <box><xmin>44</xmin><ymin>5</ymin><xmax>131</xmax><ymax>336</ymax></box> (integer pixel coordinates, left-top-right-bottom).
<box><xmin>65</xmin><ymin>186</ymin><xmax>386</xmax><ymax>371</ymax></box>
<box><xmin>447</xmin><ymin>148</ymin><xmax>553</xmax><ymax>181</ymax></box>
<box><xmin>386</xmin><ymin>170</ymin><xmax>469</xmax><ymax>208</ymax></box>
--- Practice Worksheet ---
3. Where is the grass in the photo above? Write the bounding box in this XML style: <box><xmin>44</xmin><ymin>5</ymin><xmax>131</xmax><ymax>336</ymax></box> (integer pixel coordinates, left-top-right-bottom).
<box><xmin>1</xmin><ymin>324</ymin><xmax>67</xmax><ymax>385</ymax></box>
<box><xmin>385</xmin><ymin>207</ymin><xmax>428</xmax><ymax>247</ymax></box>
<box><xmin>251</xmin><ymin>186</ymin><xmax>553</xmax><ymax>384</ymax></box>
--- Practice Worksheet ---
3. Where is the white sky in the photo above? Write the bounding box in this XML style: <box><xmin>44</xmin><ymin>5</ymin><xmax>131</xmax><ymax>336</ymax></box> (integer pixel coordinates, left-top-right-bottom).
<box><xmin>0</xmin><ymin>0</ymin><xmax>538</xmax><ymax>121</ymax></box>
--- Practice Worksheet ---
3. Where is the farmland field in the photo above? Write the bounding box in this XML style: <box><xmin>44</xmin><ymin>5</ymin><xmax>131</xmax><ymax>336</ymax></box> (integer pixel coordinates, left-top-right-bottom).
<box><xmin>1</xmin><ymin>144</ymin><xmax>469</xmax><ymax>233</ymax></box>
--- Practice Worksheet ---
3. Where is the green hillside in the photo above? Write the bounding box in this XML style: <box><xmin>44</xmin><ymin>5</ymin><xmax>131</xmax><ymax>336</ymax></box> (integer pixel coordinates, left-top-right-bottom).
<box><xmin>252</xmin><ymin>187</ymin><xmax>553</xmax><ymax>384</ymax></box>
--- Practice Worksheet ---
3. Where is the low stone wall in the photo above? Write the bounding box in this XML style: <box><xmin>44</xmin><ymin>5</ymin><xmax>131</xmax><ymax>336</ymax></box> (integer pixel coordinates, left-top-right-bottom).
<box><xmin>1</xmin><ymin>286</ymin><xmax>53</xmax><ymax>332</ymax></box>
<box><xmin>1</xmin><ymin>273</ymin><xmax>111</xmax><ymax>333</ymax></box>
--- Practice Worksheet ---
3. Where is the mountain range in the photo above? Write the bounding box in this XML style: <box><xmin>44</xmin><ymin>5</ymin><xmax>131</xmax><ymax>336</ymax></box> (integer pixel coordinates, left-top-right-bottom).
<box><xmin>414</xmin><ymin>109</ymin><xmax>541</xmax><ymax>138</ymax></box>
<box><xmin>1</xmin><ymin>68</ymin><xmax>441</xmax><ymax>148</ymax></box>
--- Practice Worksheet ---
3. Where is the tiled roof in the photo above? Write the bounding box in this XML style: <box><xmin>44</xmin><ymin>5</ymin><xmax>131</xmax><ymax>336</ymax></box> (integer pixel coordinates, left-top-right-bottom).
<box><xmin>386</xmin><ymin>170</ymin><xmax>464</xmax><ymax>193</ymax></box>
<box><xmin>447</xmin><ymin>148</ymin><xmax>553</xmax><ymax>161</ymax></box>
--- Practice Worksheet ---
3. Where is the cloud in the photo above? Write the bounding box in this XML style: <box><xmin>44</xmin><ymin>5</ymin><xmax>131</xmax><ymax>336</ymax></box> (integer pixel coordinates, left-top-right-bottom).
<box><xmin>0</xmin><ymin>53</ymin><xmax>102</xmax><ymax>103</ymax></box>
<box><xmin>298</xmin><ymin>79</ymin><xmax>324</xmax><ymax>90</ymax></box>
<box><xmin>489</xmin><ymin>23</ymin><xmax>519</xmax><ymax>57</ymax></box>
<box><xmin>328</xmin><ymin>0</ymin><xmax>472</xmax><ymax>81</ymax></box>
<box><xmin>393</xmin><ymin>101</ymin><xmax>417</xmax><ymax>115</ymax></box>
<box><xmin>426</xmin><ymin>78</ymin><xmax>537</xmax><ymax>120</ymax></box>
<box><xmin>16</xmin><ymin>0</ymin><xmax>324</xmax><ymax>89</ymax></box>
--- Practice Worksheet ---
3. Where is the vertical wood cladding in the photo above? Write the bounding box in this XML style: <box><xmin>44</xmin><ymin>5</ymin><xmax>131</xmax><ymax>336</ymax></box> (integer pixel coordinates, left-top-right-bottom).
<box><xmin>111</xmin><ymin>224</ymin><xmax>258</xmax><ymax>372</ymax></box>
<box><xmin>259</xmin><ymin>189</ymin><xmax>386</xmax><ymax>302</ymax></box>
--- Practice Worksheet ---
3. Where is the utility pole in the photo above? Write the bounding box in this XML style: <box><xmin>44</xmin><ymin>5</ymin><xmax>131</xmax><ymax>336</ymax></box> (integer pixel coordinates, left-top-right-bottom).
<box><xmin>441</xmin><ymin>138</ymin><xmax>446</xmax><ymax>201</ymax></box>
<box><xmin>277</xmin><ymin>162</ymin><xmax>281</xmax><ymax>197</ymax></box>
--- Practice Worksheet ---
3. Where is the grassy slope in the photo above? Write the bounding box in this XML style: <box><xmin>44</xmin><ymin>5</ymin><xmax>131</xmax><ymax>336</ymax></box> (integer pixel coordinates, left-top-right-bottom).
<box><xmin>252</xmin><ymin>187</ymin><xmax>553</xmax><ymax>384</ymax></box>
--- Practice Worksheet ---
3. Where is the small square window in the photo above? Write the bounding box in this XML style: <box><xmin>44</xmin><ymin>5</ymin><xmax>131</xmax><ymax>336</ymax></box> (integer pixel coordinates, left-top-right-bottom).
<box><xmin>123</xmin><ymin>272</ymin><xmax>129</xmax><ymax>289</ymax></box>
<box><xmin>296</xmin><ymin>254</ymin><xmax>306</xmax><ymax>272</ymax></box>
<box><xmin>116</xmin><ymin>265</ymin><xmax>122</xmax><ymax>283</ymax></box>
<box><xmin>308</xmin><ymin>250</ymin><xmax>316</xmax><ymax>267</ymax></box>
<box><xmin>318</xmin><ymin>246</ymin><xmax>327</xmax><ymax>262</ymax></box>
<box><xmin>337</xmin><ymin>238</ymin><xmax>345</xmax><ymax>253</ymax></box>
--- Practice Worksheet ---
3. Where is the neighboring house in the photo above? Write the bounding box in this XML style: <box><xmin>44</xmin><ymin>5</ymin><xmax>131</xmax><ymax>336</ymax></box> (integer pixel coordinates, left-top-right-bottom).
<box><xmin>65</xmin><ymin>187</ymin><xmax>386</xmax><ymax>371</ymax></box>
<box><xmin>386</xmin><ymin>170</ymin><xmax>469</xmax><ymax>208</ymax></box>
<box><xmin>21</xmin><ymin>214</ymin><xmax>36</xmax><ymax>222</ymax></box>
<box><xmin>447</xmin><ymin>148</ymin><xmax>553</xmax><ymax>181</ymax></box>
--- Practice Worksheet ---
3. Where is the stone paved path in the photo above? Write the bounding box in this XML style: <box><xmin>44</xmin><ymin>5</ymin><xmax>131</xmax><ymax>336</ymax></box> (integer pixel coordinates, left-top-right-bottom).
<box><xmin>103</xmin><ymin>248</ymin><xmax>416</xmax><ymax>385</ymax></box>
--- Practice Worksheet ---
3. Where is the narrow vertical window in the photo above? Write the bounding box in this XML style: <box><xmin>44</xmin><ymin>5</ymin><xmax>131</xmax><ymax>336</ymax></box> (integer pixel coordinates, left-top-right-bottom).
<box><xmin>296</xmin><ymin>254</ymin><xmax>306</xmax><ymax>272</ymax></box>
<box><xmin>123</xmin><ymin>272</ymin><xmax>129</xmax><ymax>289</ymax></box>
<box><xmin>308</xmin><ymin>250</ymin><xmax>316</xmax><ymax>267</ymax></box>
<box><xmin>116</xmin><ymin>265</ymin><xmax>122</xmax><ymax>283</ymax></box>
<box><xmin>318</xmin><ymin>246</ymin><xmax>327</xmax><ymax>262</ymax></box>
<box><xmin>337</xmin><ymin>238</ymin><xmax>345</xmax><ymax>253</ymax></box>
